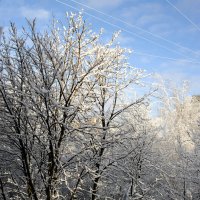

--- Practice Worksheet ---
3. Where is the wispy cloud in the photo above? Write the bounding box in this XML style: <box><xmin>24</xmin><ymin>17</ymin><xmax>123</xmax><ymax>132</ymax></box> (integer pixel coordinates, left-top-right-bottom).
<box><xmin>165</xmin><ymin>0</ymin><xmax>200</xmax><ymax>33</ymax></box>
<box><xmin>122</xmin><ymin>2</ymin><xmax>163</xmax><ymax>19</ymax></box>
<box><xmin>117</xmin><ymin>34</ymin><xmax>135</xmax><ymax>47</ymax></box>
<box><xmin>136</xmin><ymin>14</ymin><xmax>164</xmax><ymax>26</ymax></box>
<box><xmin>120</xmin><ymin>2</ymin><xmax>171</xmax><ymax>34</ymax></box>
<box><xmin>157</xmin><ymin>69</ymin><xmax>199</xmax><ymax>95</ymax></box>
<box><xmin>85</xmin><ymin>0</ymin><xmax>124</xmax><ymax>9</ymax></box>
<box><xmin>20</xmin><ymin>6</ymin><xmax>50</xmax><ymax>20</ymax></box>
<box><xmin>160</xmin><ymin>59</ymin><xmax>199</xmax><ymax>70</ymax></box>
<box><xmin>148</xmin><ymin>23</ymin><xmax>171</xmax><ymax>36</ymax></box>
<box><xmin>177</xmin><ymin>0</ymin><xmax>200</xmax><ymax>17</ymax></box>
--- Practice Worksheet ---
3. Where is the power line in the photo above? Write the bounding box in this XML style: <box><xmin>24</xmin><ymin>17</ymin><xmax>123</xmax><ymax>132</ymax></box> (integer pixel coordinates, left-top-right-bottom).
<box><xmin>134</xmin><ymin>51</ymin><xmax>200</xmax><ymax>64</ymax></box>
<box><xmin>55</xmin><ymin>0</ymin><xmax>198</xmax><ymax>61</ymax></box>
<box><xmin>165</xmin><ymin>0</ymin><xmax>200</xmax><ymax>33</ymax></box>
<box><xmin>55</xmin><ymin>0</ymin><xmax>200</xmax><ymax>65</ymax></box>
<box><xmin>67</xmin><ymin>0</ymin><xmax>200</xmax><ymax>57</ymax></box>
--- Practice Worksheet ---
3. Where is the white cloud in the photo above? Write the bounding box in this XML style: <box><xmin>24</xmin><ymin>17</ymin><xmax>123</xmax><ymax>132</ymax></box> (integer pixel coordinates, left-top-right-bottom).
<box><xmin>85</xmin><ymin>0</ymin><xmax>124</xmax><ymax>9</ymax></box>
<box><xmin>177</xmin><ymin>0</ymin><xmax>200</xmax><ymax>16</ymax></box>
<box><xmin>136</xmin><ymin>14</ymin><xmax>165</xmax><ymax>26</ymax></box>
<box><xmin>20</xmin><ymin>6</ymin><xmax>50</xmax><ymax>20</ymax></box>
<box><xmin>159</xmin><ymin>59</ymin><xmax>199</xmax><ymax>90</ymax></box>
<box><xmin>120</xmin><ymin>2</ymin><xmax>170</xmax><ymax>33</ymax></box>
<box><xmin>148</xmin><ymin>23</ymin><xmax>171</xmax><ymax>36</ymax></box>
<box><xmin>122</xmin><ymin>2</ymin><xmax>162</xmax><ymax>19</ymax></box>
<box><xmin>117</xmin><ymin>34</ymin><xmax>135</xmax><ymax>47</ymax></box>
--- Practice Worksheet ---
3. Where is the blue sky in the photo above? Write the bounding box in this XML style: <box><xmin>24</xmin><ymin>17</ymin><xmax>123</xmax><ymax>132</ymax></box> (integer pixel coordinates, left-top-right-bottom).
<box><xmin>0</xmin><ymin>0</ymin><xmax>200</xmax><ymax>95</ymax></box>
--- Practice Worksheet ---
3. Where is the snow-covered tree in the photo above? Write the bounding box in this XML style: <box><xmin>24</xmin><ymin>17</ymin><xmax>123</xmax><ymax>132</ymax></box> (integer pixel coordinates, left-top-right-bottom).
<box><xmin>0</xmin><ymin>13</ymin><xmax>150</xmax><ymax>199</ymax></box>
<box><xmin>153</xmin><ymin>80</ymin><xmax>200</xmax><ymax>199</ymax></box>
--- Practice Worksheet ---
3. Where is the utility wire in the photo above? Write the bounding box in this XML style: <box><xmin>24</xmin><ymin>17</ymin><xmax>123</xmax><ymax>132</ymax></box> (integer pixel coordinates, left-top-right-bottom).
<box><xmin>55</xmin><ymin>0</ymin><xmax>197</xmax><ymax>59</ymax></box>
<box><xmin>55</xmin><ymin>0</ymin><xmax>200</xmax><ymax>65</ymax></box>
<box><xmin>165</xmin><ymin>0</ymin><xmax>200</xmax><ymax>33</ymax></box>
<box><xmin>134</xmin><ymin>51</ymin><xmax>200</xmax><ymax>64</ymax></box>
<box><xmin>68</xmin><ymin>0</ymin><xmax>200</xmax><ymax>57</ymax></box>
